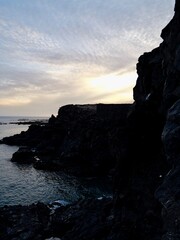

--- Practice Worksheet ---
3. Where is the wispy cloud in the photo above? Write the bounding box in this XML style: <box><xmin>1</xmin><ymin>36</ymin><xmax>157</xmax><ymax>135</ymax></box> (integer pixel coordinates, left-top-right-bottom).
<box><xmin>0</xmin><ymin>0</ymin><xmax>175</xmax><ymax>116</ymax></box>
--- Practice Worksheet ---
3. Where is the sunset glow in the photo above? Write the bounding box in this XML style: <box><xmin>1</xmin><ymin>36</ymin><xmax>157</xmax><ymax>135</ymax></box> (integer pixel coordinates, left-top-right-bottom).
<box><xmin>0</xmin><ymin>0</ymin><xmax>174</xmax><ymax>116</ymax></box>
<box><xmin>89</xmin><ymin>71</ymin><xmax>136</xmax><ymax>93</ymax></box>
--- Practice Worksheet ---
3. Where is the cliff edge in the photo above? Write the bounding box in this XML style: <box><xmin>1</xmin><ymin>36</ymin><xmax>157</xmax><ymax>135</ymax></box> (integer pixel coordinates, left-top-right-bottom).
<box><xmin>0</xmin><ymin>1</ymin><xmax>180</xmax><ymax>239</ymax></box>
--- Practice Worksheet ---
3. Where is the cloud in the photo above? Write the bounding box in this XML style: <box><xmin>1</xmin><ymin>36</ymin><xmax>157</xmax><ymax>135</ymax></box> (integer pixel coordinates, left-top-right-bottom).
<box><xmin>0</xmin><ymin>0</ymin><xmax>175</xmax><ymax>116</ymax></box>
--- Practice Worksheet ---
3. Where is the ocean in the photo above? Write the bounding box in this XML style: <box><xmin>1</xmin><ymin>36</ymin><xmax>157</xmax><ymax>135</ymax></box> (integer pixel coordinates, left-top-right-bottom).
<box><xmin>0</xmin><ymin>116</ymin><xmax>112</xmax><ymax>207</ymax></box>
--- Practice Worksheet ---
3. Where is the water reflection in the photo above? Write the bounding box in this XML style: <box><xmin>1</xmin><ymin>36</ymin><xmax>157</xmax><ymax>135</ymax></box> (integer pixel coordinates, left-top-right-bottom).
<box><xmin>0</xmin><ymin>148</ymin><xmax>112</xmax><ymax>207</ymax></box>
<box><xmin>0</xmin><ymin>120</ymin><xmax>112</xmax><ymax>207</ymax></box>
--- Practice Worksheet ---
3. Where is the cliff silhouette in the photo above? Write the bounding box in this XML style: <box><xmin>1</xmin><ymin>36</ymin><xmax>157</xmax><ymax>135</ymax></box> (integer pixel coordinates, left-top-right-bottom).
<box><xmin>0</xmin><ymin>0</ymin><xmax>180</xmax><ymax>239</ymax></box>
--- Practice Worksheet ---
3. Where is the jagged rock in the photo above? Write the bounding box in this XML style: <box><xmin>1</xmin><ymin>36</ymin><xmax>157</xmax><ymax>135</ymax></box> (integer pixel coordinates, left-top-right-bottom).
<box><xmin>0</xmin><ymin>196</ymin><xmax>165</xmax><ymax>240</ymax></box>
<box><xmin>130</xmin><ymin>1</ymin><xmax>180</xmax><ymax>239</ymax></box>
<box><xmin>162</xmin><ymin>99</ymin><xmax>180</xmax><ymax>165</ymax></box>
<box><xmin>155</xmin><ymin>100</ymin><xmax>180</xmax><ymax>239</ymax></box>
<box><xmin>1</xmin><ymin>124</ymin><xmax>45</xmax><ymax>147</ymax></box>
<box><xmin>11</xmin><ymin>147</ymin><xmax>35</xmax><ymax>163</ymax></box>
<box><xmin>0</xmin><ymin>202</ymin><xmax>50</xmax><ymax>240</ymax></box>
<box><xmin>0</xmin><ymin>1</ymin><xmax>180</xmax><ymax>240</ymax></box>
<box><xmin>0</xmin><ymin>104</ymin><xmax>131</xmax><ymax>176</ymax></box>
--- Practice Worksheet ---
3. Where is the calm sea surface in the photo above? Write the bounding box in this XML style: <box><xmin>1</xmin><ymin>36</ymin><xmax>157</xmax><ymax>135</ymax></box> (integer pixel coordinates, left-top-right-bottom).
<box><xmin>0</xmin><ymin>116</ymin><xmax>111</xmax><ymax>207</ymax></box>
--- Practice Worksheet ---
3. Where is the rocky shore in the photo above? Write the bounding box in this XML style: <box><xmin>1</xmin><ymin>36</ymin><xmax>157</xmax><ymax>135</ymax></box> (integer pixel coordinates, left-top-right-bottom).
<box><xmin>0</xmin><ymin>0</ymin><xmax>180</xmax><ymax>239</ymax></box>
<box><xmin>0</xmin><ymin>196</ymin><xmax>164</xmax><ymax>240</ymax></box>
<box><xmin>0</xmin><ymin>104</ymin><xmax>131</xmax><ymax>176</ymax></box>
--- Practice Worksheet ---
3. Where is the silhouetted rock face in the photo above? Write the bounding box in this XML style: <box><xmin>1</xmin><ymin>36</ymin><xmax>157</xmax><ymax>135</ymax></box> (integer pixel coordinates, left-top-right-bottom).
<box><xmin>1</xmin><ymin>104</ymin><xmax>131</xmax><ymax>176</ymax></box>
<box><xmin>1</xmin><ymin>1</ymin><xmax>180</xmax><ymax>240</ymax></box>
<box><xmin>134</xmin><ymin>0</ymin><xmax>180</xmax><ymax>115</ymax></box>
<box><xmin>131</xmin><ymin>1</ymin><xmax>180</xmax><ymax>239</ymax></box>
<box><xmin>134</xmin><ymin>47</ymin><xmax>164</xmax><ymax>111</ymax></box>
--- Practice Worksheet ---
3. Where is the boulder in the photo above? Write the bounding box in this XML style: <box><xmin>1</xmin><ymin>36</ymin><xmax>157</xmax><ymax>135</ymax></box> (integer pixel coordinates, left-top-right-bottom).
<box><xmin>11</xmin><ymin>147</ymin><xmax>35</xmax><ymax>163</ymax></box>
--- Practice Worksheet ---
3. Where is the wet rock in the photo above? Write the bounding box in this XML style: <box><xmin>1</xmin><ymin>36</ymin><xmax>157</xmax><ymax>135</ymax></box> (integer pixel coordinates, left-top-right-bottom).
<box><xmin>0</xmin><ymin>202</ymin><xmax>50</xmax><ymax>240</ymax></box>
<box><xmin>0</xmin><ymin>197</ymin><xmax>165</xmax><ymax>240</ymax></box>
<box><xmin>11</xmin><ymin>147</ymin><xmax>35</xmax><ymax>163</ymax></box>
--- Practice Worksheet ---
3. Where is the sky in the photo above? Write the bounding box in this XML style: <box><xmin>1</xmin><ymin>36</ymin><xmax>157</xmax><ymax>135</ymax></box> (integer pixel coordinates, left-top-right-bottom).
<box><xmin>0</xmin><ymin>0</ymin><xmax>175</xmax><ymax>117</ymax></box>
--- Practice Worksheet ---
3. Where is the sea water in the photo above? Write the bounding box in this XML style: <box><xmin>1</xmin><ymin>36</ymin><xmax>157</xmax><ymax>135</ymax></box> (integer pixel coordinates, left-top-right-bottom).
<box><xmin>0</xmin><ymin>116</ymin><xmax>112</xmax><ymax>207</ymax></box>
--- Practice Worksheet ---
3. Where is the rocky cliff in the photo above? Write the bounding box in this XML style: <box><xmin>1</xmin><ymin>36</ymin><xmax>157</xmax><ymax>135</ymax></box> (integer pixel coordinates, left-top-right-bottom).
<box><xmin>128</xmin><ymin>0</ymin><xmax>180</xmax><ymax>238</ymax></box>
<box><xmin>1</xmin><ymin>104</ymin><xmax>130</xmax><ymax>177</ymax></box>
<box><xmin>0</xmin><ymin>1</ymin><xmax>180</xmax><ymax>239</ymax></box>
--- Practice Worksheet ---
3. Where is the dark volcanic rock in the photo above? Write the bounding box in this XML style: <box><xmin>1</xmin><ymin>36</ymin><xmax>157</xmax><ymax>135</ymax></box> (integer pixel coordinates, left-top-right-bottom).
<box><xmin>127</xmin><ymin>1</ymin><xmax>180</xmax><ymax>239</ymax></box>
<box><xmin>0</xmin><ymin>198</ymin><xmax>164</xmax><ymax>240</ymax></box>
<box><xmin>11</xmin><ymin>147</ymin><xmax>35</xmax><ymax>163</ymax></box>
<box><xmin>0</xmin><ymin>202</ymin><xmax>50</xmax><ymax>240</ymax></box>
<box><xmin>1</xmin><ymin>104</ymin><xmax>131</xmax><ymax>176</ymax></box>
<box><xmin>1</xmin><ymin>1</ymin><xmax>180</xmax><ymax>240</ymax></box>
<box><xmin>1</xmin><ymin>124</ymin><xmax>45</xmax><ymax>147</ymax></box>
<box><xmin>155</xmin><ymin>100</ymin><xmax>180</xmax><ymax>239</ymax></box>
<box><xmin>134</xmin><ymin>0</ymin><xmax>180</xmax><ymax>116</ymax></box>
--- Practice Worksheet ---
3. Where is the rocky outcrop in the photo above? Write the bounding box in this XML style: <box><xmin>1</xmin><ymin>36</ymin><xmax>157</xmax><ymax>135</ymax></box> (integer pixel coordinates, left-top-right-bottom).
<box><xmin>134</xmin><ymin>0</ymin><xmax>180</xmax><ymax>116</ymax></box>
<box><xmin>0</xmin><ymin>202</ymin><xmax>50</xmax><ymax>240</ymax></box>
<box><xmin>1</xmin><ymin>104</ymin><xmax>131</xmax><ymax>176</ymax></box>
<box><xmin>0</xmin><ymin>197</ymin><xmax>164</xmax><ymax>240</ymax></box>
<box><xmin>0</xmin><ymin>1</ymin><xmax>180</xmax><ymax>239</ymax></box>
<box><xmin>11</xmin><ymin>147</ymin><xmax>35</xmax><ymax>163</ymax></box>
<box><xmin>155</xmin><ymin>100</ymin><xmax>180</xmax><ymax>239</ymax></box>
<box><xmin>126</xmin><ymin>1</ymin><xmax>180</xmax><ymax>239</ymax></box>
